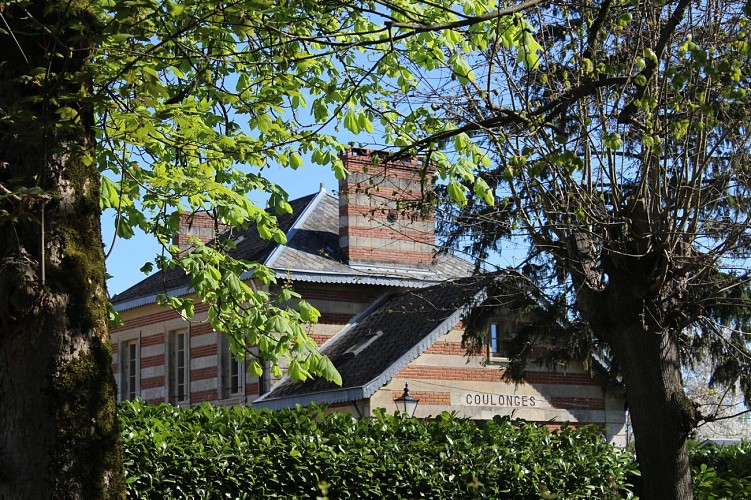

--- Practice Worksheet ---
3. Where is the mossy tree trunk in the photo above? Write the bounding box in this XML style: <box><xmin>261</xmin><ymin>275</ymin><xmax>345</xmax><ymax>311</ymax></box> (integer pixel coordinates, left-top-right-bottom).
<box><xmin>0</xmin><ymin>3</ymin><xmax>125</xmax><ymax>498</ymax></box>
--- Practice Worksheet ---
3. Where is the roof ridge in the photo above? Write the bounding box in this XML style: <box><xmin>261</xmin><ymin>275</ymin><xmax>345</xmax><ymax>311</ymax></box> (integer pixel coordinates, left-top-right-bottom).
<box><xmin>264</xmin><ymin>187</ymin><xmax>334</xmax><ymax>269</ymax></box>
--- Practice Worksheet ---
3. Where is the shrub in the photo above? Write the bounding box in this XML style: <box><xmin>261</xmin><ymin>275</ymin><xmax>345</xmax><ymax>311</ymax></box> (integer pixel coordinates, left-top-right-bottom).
<box><xmin>691</xmin><ymin>441</ymin><xmax>751</xmax><ymax>499</ymax></box>
<box><xmin>120</xmin><ymin>401</ymin><xmax>637</xmax><ymax>499</ymax></box>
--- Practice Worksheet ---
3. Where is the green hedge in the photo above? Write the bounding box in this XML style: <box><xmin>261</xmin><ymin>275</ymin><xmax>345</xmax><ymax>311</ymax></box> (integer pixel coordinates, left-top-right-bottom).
<box><xmin>120</xmin><ymin>401</ymin><xmax>637</xmax><ymax>499</ymax></box>
<box><xmin>691</xmin><ymin>441</ymin><xmax>751</xmax><ymax>499</ymax></box>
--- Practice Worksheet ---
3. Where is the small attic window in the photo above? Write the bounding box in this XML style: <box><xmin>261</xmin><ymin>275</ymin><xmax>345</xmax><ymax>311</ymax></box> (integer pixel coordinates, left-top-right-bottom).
<box><xmin>343</xmin><ymin>330</ymin><xmax>384</xmax><ymax>358</ymax></box>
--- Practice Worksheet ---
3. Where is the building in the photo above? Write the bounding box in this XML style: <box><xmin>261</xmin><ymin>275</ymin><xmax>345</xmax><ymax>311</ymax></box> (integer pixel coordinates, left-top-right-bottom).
<box><xmin>110</xmin><ymin>149</ymin><xmax>627</xmax><ymax>445</ymax></box>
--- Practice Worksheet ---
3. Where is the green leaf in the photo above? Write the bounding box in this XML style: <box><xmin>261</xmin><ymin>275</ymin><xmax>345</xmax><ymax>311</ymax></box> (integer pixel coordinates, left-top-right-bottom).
<box><xmin>317</xmin><ymin>355</ymin><xmax>342</xmax><ymax>385</ymax></box>
<box><xmin>358</xmin><ymin>113</ymin><xmax>374</xmax><ymax>134</ymax></box>
<box><xmin>473</xmin><ymin>177</ymin><xmax>494</xmax><ymax>206</ymax></box>
<box><xmin>603</xmin><ymin>132</ymin><xmax>623</xmax><ymax>150</ymax></box>
<box><xmin>343</xmin><ymin>111</ymin><xmax>361</xmax><ymax>134</ymax></box>
<box><xmin>258</xmin><ymin>222</ymin><xmax>272</xmax><ymax>240</ymax></box>
<box><xmin>55</xmin><ymin>106</ymin><xmax>78</xmax><ymax>122</ymax></box>
<box><xmin>289</xmin><ymin>152</ymin><xmax>303</xmax><ymax>169</ymax></box>
<box><xmin>447</xmin><ymin>180</ymin><xmax>468</xmax><ymax>206</ymax></box>
<box><xmin>333</xmin><ymin>161</ymin><xmax>348</xmax><ymax>181</ymax></box>
<box><xmin>299</xmin><ymin>300</ymin><xmax>321</xmax><ymax>323</ymax></box>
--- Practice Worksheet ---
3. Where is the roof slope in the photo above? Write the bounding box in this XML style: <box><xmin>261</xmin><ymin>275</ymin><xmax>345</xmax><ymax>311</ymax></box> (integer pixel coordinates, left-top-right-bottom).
<box><xmin>254</xmin><ymin>276</ymin><xmax>492</xmax><ymax>409</ymax></box>
<box><xmin>112</xmin><ymin>189</ymin><xmax>473</xmax><ymax>311</ymax></box>
<box><xmin>265</xmin><ymin>192</ymin><xmax>474</xmax><ymax>284</ymax></box>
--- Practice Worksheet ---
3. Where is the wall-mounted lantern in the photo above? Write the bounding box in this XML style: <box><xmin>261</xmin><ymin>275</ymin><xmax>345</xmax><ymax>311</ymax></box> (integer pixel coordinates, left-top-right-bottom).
<box><xmin>394</xmin><ymin>383</ymin><xmax>419</xmax><ymax>417</ymax></box>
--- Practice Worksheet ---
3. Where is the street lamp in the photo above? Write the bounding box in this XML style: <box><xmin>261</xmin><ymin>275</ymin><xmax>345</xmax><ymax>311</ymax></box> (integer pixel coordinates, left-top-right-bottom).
<box><xmin>394</xmin><ymin>383</ymin><xmax>419</xmax><ymax>417</ymax></box>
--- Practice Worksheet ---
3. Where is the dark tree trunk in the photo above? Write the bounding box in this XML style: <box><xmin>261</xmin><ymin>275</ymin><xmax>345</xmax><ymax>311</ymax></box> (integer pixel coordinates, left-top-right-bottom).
<box><xmin>0</xmin><ymin>3</ymin><xmax>125</xmax><ymax>498</ymax></box>
<box><xmin>580</xmin><ymin>262</ymin><xmax>700</xmax><ymax>499</ymax></box>
<box><xmin>610</xmin><ymin>324</ymin><xmax>697</xmax><ymax>499</ymax></box>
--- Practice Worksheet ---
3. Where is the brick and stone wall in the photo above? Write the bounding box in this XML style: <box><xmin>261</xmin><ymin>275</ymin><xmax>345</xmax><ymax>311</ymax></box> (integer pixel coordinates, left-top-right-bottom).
<box><xmin>369</xmin><ymin>326</ymin><xmax>628</xmax><ymax>446</ymax></box>
<box><xmin>338</xmin><ymin>149</ymin><xmax>436</xmax><ymax>268</ymax></box>
<box><xmin>172</xmin><ymin>210</ymin><xmax>229</xmax><ymax>252</ymax></box>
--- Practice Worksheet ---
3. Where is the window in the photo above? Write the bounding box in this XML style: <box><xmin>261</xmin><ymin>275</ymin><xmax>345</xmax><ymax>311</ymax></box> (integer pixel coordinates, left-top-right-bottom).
<box><xmin>260</xmin><ymin>360</ymin><xmax>273</xmax><ymax>396</ymax></box>
<box><xmin>490</xmin><ymin>322</ymin><xmax>501</xmax><ymax>355</ymax></box>
<box><xmin>169</xmin><ymin>330</ymin><xmax>189</xmax><ymax>404</ymax></box>
<box><xmin>121</xmin><ymin>339</ymin><xmax>139</xmax><ymax>401</ymax></box>
<box><xmin>489</xmin><ymin>321</ymin><xmax>514</xmax><ymax>359</ymax></box>
<box><xmin>219</xmin><ymin>333</ymin><xmax>245</xmax><ymax>399</ymax></box>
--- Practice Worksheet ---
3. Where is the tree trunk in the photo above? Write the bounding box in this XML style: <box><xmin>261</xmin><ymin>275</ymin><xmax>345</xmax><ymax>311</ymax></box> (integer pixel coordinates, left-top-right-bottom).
<box><xmin>0</xmin><ymin>3</ymin><xmax>125</xmax><ymax>498</ymax></box>
<box><xmin>610</xmin><ymin>323</ymin><xmax>698</xmax><ymax>499</ymax></box>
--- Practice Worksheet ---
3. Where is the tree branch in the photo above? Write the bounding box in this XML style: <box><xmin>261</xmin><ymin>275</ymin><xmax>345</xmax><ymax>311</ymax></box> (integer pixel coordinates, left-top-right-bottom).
<box><xmin>617</xmin><ymin>0</ymin><xmax>692</xmax><ymax>123</ymax></box>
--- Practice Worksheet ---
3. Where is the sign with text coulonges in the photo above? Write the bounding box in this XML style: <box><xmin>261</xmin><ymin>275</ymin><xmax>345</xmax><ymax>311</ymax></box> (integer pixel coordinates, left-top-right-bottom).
<box><xmin>461</xmin><ymin>392</ymin><xmax>537</xmax><ymax>407</ymax></box>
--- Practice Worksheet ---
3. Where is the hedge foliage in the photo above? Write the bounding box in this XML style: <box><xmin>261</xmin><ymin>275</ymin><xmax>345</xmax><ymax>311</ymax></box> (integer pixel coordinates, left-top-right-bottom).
<box><xmin>120</xmin><ymin>401</ymin><xmax>637</xmax><ymax>499</ymax></box>
<box><xmin>691</xmin><ymin>440</ymin><xmax>751</xmax><ymax>499</ymax></box>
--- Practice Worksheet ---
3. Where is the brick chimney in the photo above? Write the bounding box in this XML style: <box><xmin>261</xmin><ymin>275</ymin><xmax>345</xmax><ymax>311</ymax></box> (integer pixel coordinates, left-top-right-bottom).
<box><xmin>172</xmin><ymin>211</ymin><xmax>229</xmax><ymax>252</ymax></box>
<box><xmin>338</xmin><ymin>149</ymin><xmax>435</xmax><ymax>269</ymax></box>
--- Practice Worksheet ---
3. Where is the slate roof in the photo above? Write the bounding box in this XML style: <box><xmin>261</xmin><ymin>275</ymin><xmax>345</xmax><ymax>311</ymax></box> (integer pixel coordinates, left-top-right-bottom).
<box><xmin>112</xmin><ymin>188</ymin><xmax>474</xmax><ymax>311</ymax></box>
<box><xmin>265</xmin><ymin>190</ymin><xmax>475</xmax><ymax>284</ymax></box>
<box><xmin>254</xmin><ymin>276</ymin><xmax>495</xmax><ymax>409</ymax></box>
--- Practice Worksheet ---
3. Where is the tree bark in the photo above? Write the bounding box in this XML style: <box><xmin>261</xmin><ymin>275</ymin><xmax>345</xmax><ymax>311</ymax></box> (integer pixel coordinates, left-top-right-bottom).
<box><xmin>568</xmin><ymin>214</ymin><xmax>700</xmax><ymax>498</ymax></box>
<box><xmin>582</xmin><ymin>266</ymin><xmax>699</xmax><ymax>499</ymax></box>
<box><xmin>610</xmin><ymin>324</ymin><xmax>697</xmax><ymax>499</ymax></box>
<box><xmin>0</xmin><ymin>3</ymin><xmax>125</xmax><ymax>498</ymax></box>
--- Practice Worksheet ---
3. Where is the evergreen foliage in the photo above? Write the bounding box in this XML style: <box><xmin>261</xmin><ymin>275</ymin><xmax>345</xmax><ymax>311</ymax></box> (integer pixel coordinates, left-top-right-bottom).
<box><xmin>120</xmin><ymin>401</ymin><xmax>638</xmax><ymax>499</ymax></box>
<box><xmin>691</xmin><ymin>441</ymin><xmax>751</xmax><ymax>499</ymax></box>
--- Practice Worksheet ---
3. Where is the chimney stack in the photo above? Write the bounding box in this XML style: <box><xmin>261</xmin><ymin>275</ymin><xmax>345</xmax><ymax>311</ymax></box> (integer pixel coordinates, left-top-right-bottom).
<box><xmin>172</xmin><ymin>211</ymin><xmax>229</xmax><ymax>252</ymax></box>
<box><xmin>338</xmin><ymin>149</ymin><xmax>435</xmax><ymax>269</ymax></box>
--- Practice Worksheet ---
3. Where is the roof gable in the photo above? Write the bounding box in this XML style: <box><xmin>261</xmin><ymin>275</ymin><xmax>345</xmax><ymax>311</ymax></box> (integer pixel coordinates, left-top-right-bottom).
<box><xmin>254</xmin><ymin>277</ymin><xmax>492</xmax><ymax>409</ymax></box>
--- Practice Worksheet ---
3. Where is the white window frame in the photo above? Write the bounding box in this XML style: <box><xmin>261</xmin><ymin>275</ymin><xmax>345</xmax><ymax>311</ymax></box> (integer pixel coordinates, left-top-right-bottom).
<box><xmin>168</xmin><ymin>329</ymin><xmax>190</xmax><ymax>405</ymax></box>
<box><xmin>121</xmin><ymin>338</ymin><xmax>140</xmax><ymax>401</ymax></box>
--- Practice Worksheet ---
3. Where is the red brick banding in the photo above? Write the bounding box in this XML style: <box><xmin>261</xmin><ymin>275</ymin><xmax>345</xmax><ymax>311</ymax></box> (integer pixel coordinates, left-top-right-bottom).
<box><xmin>397</xmin><ymin>366</ymin><xmax>502</xmax><ymax>382</ymax></box>
<box><xmin>339</xmin><ymin>225</ymin><xmax>434</xmax><ymax>242</ymax></box>
<box><xmin>341</xmin><ymin>247</ymin><xmax>434</xmax><ymax>264</ymax></box>
<box><xmin>291</xmin><ymin>284</ymin><xmax>382</xmax><ymax>304</ymax></box>
<box><xmin>191</xmin><ymin>344</ymin><xmax>217</xmax><ymax>359</ymax></box>
<box><xmin>525</xmin><ymin>371</ymin><xmax>600</xmax><ymax>386</ymax></box>
<box><xmin>318</xmin><ymin>313</ymin><xmax>358</xmax><ymax>325</ymax></box>
<box><xmin>191</xmin><ymin>323</ymin><xmax>213</xmax><ymax>336</ymax></box>
<box><xmin>424</xmin><ymin>342</ymin><xmax>468</xmax><ymax>356</ymax></box>
<box><xmin>141</xmin><ymin>333</ymin><xmax>164</xmax><ymax>347</ymax></box>
<box><xmin>393</xmin><ymin>390</ymin><xmax>450</xmax><ymax>406</ymax></box>
<box><xmin>310</xmin><ymin>334</ymin><xmax>333</xmax><ymax>346</ymax></box>
<box><xmin>191</xmin><ymin>389</ymin><xmax>218</xmax><ymax>403</ymax></box>
<box><xmin>113</xmin><ymin>310</ymin><xmax>181</xmax><ymax>332</ymax></box>
<box><xmin>140</xmin><ymin>376</ymin><xmax>163</xmax><ymax>390</ymax></box>
<box><xmin>140</xmin><ymin>355</ymin><xmax>164</xmax><ymax>368</ymax></box>
<box><xmin>245</xmin><ymin>382</ymin><xmax>259</xmax><ymax>396</ymax></box>
<box><xmin>397</xmin><ymin>366</ymin><xmax>600</xmax><ymax>386</ymax></box>
<box><xmin>191</xmin><ymin>367</ymin><xmax>217</xmax><ymax>381</ymax></box>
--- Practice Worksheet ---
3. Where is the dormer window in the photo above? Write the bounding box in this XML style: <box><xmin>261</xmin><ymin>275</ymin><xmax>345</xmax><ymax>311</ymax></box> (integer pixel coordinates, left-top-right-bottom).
<box><xmin>489</xmin><ymin>321</ymin><xmax>514</xmax><ymax>360</ymax></box>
